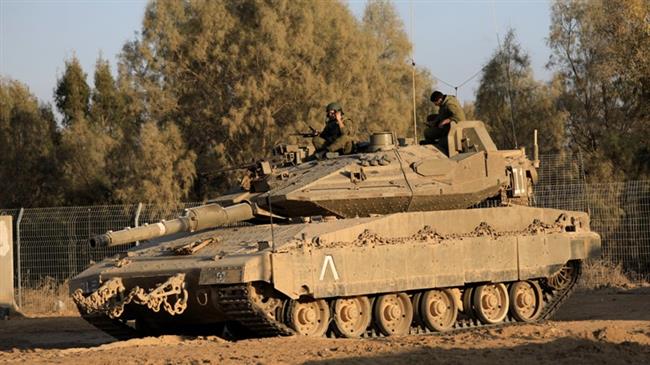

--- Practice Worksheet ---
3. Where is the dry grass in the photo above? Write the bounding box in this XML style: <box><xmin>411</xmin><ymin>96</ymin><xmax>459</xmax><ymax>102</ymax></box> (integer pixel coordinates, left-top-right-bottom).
<box><xmin>579</xmin><ymin>259</ymin><xmax>637</xmax><ymax>290</ymax></box>
<box><xmin>16</xmin><ymin>277</ymin><xmax>79</xmax><ymax>317</ymax></box>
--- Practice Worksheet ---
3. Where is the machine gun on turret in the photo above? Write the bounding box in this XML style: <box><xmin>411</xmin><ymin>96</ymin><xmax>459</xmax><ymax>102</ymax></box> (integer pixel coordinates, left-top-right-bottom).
<box><xmin>203</xmin><ymin>143</ymin><xmax>316</xmax><ymax>178</ymax></box>
<box><xmin>290</xmin><ymin>126</ymin><xmax>319</xmax><ymax>138</ymax></box>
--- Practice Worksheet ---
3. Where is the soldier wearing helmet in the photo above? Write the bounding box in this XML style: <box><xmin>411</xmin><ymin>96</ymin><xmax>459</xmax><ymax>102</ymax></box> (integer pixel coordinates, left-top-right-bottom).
<box><xmin>424</xmin><ymin>91</ymin><xmax>466</xmax><ymax>153</ymax></box>
<box><xmin>312</xmin><ymin>102</ymin><xmax>355</xmax><ymax>155</ymax></box>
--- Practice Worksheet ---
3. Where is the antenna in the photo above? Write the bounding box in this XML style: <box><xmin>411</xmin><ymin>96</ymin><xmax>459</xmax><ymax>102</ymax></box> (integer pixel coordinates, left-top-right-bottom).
<box><xmin>410</xmin><ymin>0</ymin><xmax>417</xmax><ymax>142</ymax></box>
<box><xmin>504</xmin><ymin>47</ymin><xmax>518</xmax><ymax>148</ymax></box>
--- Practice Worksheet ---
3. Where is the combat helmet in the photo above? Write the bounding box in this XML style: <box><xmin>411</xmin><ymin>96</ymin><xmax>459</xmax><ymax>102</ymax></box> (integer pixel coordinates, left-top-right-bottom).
<box><xmin>325</xmin><ymin>102</ymin><xmax>344</xmax><ymax>115</ymax></box>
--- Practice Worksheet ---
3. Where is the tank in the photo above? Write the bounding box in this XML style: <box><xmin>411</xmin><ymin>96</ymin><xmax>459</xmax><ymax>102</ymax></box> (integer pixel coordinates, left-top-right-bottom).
<box><xmin>70</xmin><ymin>121</ymin><xmax>601</xmax><ymax>339</ymax></box>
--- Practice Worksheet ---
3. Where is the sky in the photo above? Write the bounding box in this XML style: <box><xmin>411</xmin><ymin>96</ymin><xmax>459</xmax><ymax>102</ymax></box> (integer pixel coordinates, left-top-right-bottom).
<box><xmin>1</xmin><ymin>0</ymin><xmax>553</xmax><ymax>106</ymax></box>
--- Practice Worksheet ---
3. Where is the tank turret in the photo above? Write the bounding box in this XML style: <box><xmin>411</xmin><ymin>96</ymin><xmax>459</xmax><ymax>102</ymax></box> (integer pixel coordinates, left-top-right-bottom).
<box><xmin>89</xmin><ymin>121</ymin><xmax>538</xmax><ymax>247</ymax></box>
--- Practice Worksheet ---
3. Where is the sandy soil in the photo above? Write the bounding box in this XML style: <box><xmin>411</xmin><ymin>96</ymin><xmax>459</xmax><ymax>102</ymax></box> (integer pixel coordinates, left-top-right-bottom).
<box><xmin>1</xmin><ymin>287</ymin><xmax>649</xmax><ymax>365</ymax></box>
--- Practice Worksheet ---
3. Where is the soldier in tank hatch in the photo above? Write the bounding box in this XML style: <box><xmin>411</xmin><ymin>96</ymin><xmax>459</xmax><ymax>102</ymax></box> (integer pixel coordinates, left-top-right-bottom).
<box><xmin>423</xmin><ymin>91</ymin><xmax>466</xmax><ymax>153</ymax></box>
<box><xmin>312</xmin><ymin>102</ymin><xmax>356</xmax><ymax>155</ymax></box>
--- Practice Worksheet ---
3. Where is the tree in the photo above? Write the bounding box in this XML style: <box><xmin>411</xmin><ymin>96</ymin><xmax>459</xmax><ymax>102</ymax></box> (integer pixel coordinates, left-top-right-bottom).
<box><xmin>118</xmin><ymin>0</ymin><xmax>435</xmax><ymax>199</ymax></box>
<box><xmin>112</xmin><ymin>122</ymin><xmax>196</xmax><ymax>211</ymax></box>
<box><xmin>52</xmin><ymin>55</ymin><xmax>197</xmax><ymax>210</ymax></box>
<box><xmin>475</xmin><ymin>29</ymin><xmax>566</xmax><ymax>154</ymax></box>
<box><xmin>548</xmin><ymin>0</ymin><xmax>650</xmax><ymax>181</ymax></box>
<box><xmin>52</xmin><ymin>58</ymin><xmax>115</xmax><ymax>204</ymax></box>
<box><xmin>54</xmin><ymin>56</ymin><xmax>90</xmax><ymax>126</ymax></box>
<box><xmin>90</xmin><ymin>56</ymin><xmax>126</xmax><ymax>135</ymax></box>
<box><xmin>361</xmin><ymin>0</ymin><xmax>434</xmax><ymax>139</ymax></box>
<box><xmin>58</xmin><ymin>114</ymin><xmax>117</xmax><ymax>205</ymax></box>
<box><xmin>0</xmin><ymin>79</ymin><xmax>62</xmax><ymax>207</ymax></box>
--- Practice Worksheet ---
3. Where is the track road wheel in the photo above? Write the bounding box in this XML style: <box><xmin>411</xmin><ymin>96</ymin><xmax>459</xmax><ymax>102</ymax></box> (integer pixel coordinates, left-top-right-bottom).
<box><xmin>286</xmin><ymin>299</ymin><xmax>330</xmax><ymax>337</ymax></box>
<box><xmin>332</xmin><ymin>297</ymin><xmax>372</xmax><ymax>338</ymax></box>
<box><xmin>473</xmin><ymin>283</ymin><xmax>509</xmax><ymax>324</ymax></box>
<box><xmin>373</xmin><ymin>293</ymin><xmax>413</xmax><ymax>336</ymax></box>
<box><xmin>412</xmin><ymin>292</ymin><xmax>423</xmax><ymax>325</ymax></box>
<box><xmin>509</xmin><ymin>281</ymin><xmax>544</xmax><ymax>322</ymax></box>
<box><xmin>462</xmin><ymin>287</ymin><xmax>475</xmax><ymax>318</ymax></box>
<box><xmin>419</xmin><ymin>289</ymin><xmax>458</xmax><ymax>332</ymax></box>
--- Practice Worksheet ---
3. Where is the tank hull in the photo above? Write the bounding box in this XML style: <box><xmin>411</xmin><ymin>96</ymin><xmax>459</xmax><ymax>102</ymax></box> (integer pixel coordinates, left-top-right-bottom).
<box><xmin>71</xmin><ymin>206</ymin><xmax>600</xmax><ymax>339</ymax></box>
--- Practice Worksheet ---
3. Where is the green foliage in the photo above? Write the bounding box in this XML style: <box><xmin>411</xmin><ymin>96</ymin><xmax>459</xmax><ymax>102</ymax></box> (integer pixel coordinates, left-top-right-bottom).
<box><xmin>362</xmin><ymin>0</ymin><xmax>433</xmax><ymax>139</ymax></box>
<box><xmin>112</xmin><ymin>122</ymin><xmax>196</xmax><ymax>210</ymax></box>
<box><xmin>475</xmin><ymin>29</ymin><xmax>566</xmax><ymax>154</ymax></box>
<box><xmin>52</xmin><ymin>53</ymin><xmax>197</xmax><ymax>210</ymax></box>
<box><xmin>119</xmin><ymin>0</ymin><xmax>434</xmax><ymax>199</ymax></box>
<box><xmin>54</xmin><ymin>57</ymin><xmax>91</xmax><ymax>127</ymax></box>
<box><xmin>548</xmin><ymin>0</ymin><xmax>650</xmax><ymax>181</ymax></box>
<box><xmin>90</xmin><ymin>57</ymin><xmax>127</xmax><ymax>135</ymax></box>
<box><xmin>0</xmin><ymin>79</ymin><xmax>62</xmax><ymax>207</ymax></box>
<box><xmin>58</xmin><ymin>113</ymin><xmax>117</xmax><ymax>205</ymax></box>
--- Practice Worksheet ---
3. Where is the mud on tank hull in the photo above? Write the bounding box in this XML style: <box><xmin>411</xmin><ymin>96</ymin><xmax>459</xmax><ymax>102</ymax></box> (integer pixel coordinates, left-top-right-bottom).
<box><xmin>71</xmin><ymin>205</ymin><xmax>601</xmax><ymax>339</ymax></box>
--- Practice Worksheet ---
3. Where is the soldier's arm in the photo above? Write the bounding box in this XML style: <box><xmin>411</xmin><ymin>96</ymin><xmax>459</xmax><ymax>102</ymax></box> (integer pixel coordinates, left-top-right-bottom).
<box><xmin>436</xmin><ymin>105</ymin><xmax>445</xmax><ymax>122</ymax></box>
<box><xmin>447</xmin><ymin>100</ymin><xmax>466</xmax><ymax>122</ymax></box>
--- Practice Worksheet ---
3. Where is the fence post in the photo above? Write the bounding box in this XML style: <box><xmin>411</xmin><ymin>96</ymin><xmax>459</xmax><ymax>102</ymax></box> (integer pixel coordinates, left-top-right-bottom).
<box><xmin>577</xmin><ymin>151</ymin><xmax>591</xmax><ymax>215</ymax></box>
<box><xmin>0</xmin><ymin>215</ymin><xmax>15</xmax><ymax>317</ymax></box>
<box><xmin>16</xmin><ymin>208</ymin><xmax>24</xmax><ymax>309</ymax></box>
<box><xmin>134</xmin><ymin>203</ymin><xmax>143</xmax><ymax>246</ymax></box>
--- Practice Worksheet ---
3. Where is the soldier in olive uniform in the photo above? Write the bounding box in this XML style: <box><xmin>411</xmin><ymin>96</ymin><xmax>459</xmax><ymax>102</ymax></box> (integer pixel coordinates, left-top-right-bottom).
<box><xmin>312</xmin><ymin>102</ymin><xmax>355</xmax><ymax>155</ymax></box>
<box><xmin>424</xmin><ymin>91</ymin><xmax>466</xmax><ymax>153</ymax></box>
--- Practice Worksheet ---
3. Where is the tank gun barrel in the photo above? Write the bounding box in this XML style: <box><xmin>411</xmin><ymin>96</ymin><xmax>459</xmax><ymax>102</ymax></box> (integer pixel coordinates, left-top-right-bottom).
<box><xmin>89</xmin><ymin>203</ymin><xmax>255</xmax><ymax>248</ymax></box>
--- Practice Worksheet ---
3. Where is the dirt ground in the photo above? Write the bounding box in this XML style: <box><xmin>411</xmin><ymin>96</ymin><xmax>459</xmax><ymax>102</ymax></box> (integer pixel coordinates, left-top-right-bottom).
<box><xmin>1</xmin><ymin>287</ymin><xmax>649</xmax><ymax>365</ymax></box>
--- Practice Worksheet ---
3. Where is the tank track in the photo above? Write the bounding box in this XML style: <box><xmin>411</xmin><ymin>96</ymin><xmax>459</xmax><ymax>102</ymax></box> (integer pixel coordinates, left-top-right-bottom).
<box><xmin>80</xmin><ymin>312</ymin><xmax>141</xmax><ymax>341</ymax></box>
<box><xmin>538</xmin><ymin>261</ymin><xmax>582</xmax><ymax>321</ymax></box>
<box><xmin>86</xmin><ymin>262</ymin><xmax>581</xmax><ymax>340</ymax></box>
<box><xmin>218</xmin><ymin>261</ymin><xmax>582</xmax><ymax>338</ymax></box>
<box><xmin>217</xmin><ymin>284</ymin><xmax>295</xmax><ymax>337</ymax></box>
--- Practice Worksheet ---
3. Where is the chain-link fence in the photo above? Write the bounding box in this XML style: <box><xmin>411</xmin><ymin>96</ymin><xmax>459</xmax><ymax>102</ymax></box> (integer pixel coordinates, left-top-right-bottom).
<box><xmin>536</xmin><ymin>152</ymin><xmax>586</xmax><ymax>187</ymax></box>
<box><xmin>0</xmin><ymin>202</ymin><xmax>202</xmax><ymax>310</ymax></box>
<box><xmin>2</xmin><ymin>152</ymin><xmax>650</xmax><ymax>310</ymax></box>
<box><xmin>529</xmin><ymin>152</ymin><xmax>650</xmax><ymax>282</ymax></box>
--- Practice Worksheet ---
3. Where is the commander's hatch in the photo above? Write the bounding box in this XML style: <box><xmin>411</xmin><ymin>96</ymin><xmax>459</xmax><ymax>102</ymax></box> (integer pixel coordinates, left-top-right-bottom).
<box><xmin>447</xmin><ymin>121</ymin><xmax>498</xmax><ymax>158</ymax></box>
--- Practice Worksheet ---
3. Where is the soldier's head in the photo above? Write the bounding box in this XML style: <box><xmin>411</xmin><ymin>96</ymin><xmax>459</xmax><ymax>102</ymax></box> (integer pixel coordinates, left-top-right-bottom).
<box><xmin>430</xmin><ymin>91</ymin><xmax>444</xmax><ymax>106</ymax></box>
<box><xmin>325</xmin><ymin>102</ymin><xmax>344</xmax><ymax>121</ymax></box>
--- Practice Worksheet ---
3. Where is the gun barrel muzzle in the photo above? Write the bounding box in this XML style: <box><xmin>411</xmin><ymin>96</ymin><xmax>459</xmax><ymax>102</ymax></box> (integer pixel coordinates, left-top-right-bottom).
<box><xmin>89</xmin><ymin>234</ymin><xmax>111</xmax><ymax>248</ymax></box>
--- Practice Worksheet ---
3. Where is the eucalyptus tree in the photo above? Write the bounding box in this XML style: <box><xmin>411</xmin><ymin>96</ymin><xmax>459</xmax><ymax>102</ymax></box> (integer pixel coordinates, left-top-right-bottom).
<box><xmin>548</xmin><ymin>0</ymin><xmax>650</xmax><ymax>180</ymax></box>
<box><xmin>475</xmin><ymin>29</ymin><xmax>566</xmax><ymax>154</ymax></box>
